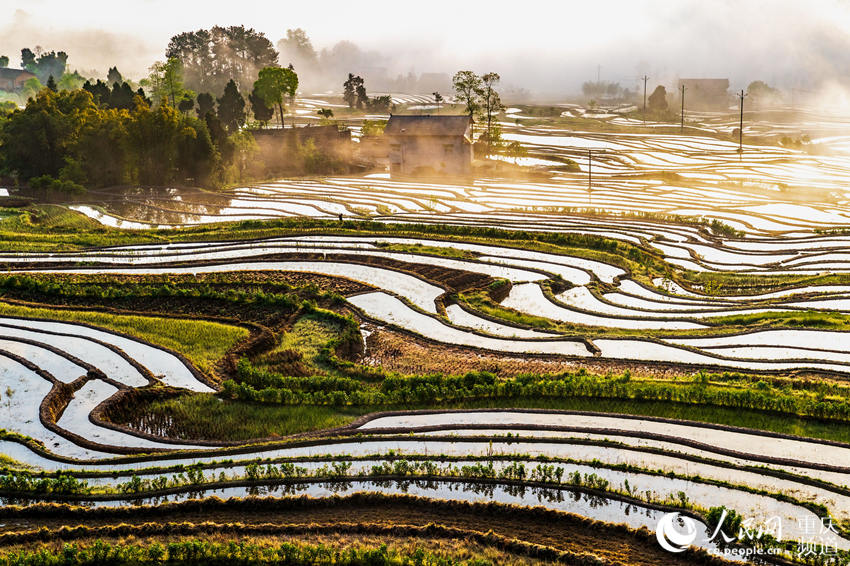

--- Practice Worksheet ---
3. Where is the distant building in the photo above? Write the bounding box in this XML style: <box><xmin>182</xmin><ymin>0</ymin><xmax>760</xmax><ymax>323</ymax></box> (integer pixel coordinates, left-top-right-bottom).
<box><xmin>678</xmin><ymin>78</ymin><xmax>730</xmax><ymax>110</ymax></box>
<box><xmin>0</xmin><ymin>68</ymin><xmax>37</xmax><ymax>92</ymax></box>
<box><xmin>384</xmin><ymin>114</ymin><xmax>473</xmax><ymax>177</ymax></box>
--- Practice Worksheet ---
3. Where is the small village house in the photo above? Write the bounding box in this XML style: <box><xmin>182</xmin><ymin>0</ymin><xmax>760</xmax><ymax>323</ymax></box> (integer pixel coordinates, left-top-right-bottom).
<box><xmin>0</xmin><ymin>68</ymin><xmax>37</xmax><ymax>92</ymax></box>
<box><xmin>384</xmin><ymin>114</ymin><xmax>473</xmax><ymax>177</ymax></box>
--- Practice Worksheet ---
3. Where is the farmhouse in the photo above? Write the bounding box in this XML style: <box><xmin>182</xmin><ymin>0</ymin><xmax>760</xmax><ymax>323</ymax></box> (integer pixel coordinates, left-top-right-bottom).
<box><xmin>0</xmin><ymin>68</ymin><xmax>37</xmax><ymax>91</ymax></box>
<box><xmin>677</xmin><ymin>78</ymin><xmax>730</xmax><ymax>109</ymax></box>
<box><xmin>384</xmin><ymin>114</ymin><xmax>473</xmax><ymax>177</ymax></box>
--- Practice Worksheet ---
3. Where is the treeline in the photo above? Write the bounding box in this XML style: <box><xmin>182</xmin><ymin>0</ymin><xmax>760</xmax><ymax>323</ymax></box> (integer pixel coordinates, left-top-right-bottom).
<box><xmin>0</xmin><ymin>89</ymin><xmax>224</xmax><ymax>190</ymax></box>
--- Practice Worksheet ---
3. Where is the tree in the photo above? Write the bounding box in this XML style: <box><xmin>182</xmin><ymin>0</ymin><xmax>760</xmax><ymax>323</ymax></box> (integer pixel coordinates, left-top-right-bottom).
<box><xmin>196</xmin><ymin>92</ymin><xmax>215</xmax><ymax>118</ymax></box>
<box><xmin>316</xmin><ymin>108</ymin><xmax>334</xmax><ymax>124</ymax></box>
<box><xmin>355</xmin><ymin>81</ymin><xmax>369</xmax><ymax>109</ymax></box>
<box><xmin>277</xmin><ymin>28</ymin><xmax>317</xmax><ymax>68</ymax></box>
<box><xmin>747</xmin><ymin>80</ymin><xmax>781</xmax><ymax>106</ymax></box>
<box><xmin>20</xmin><ymin>49</ymin><xmax>68</xmax><ymax>83</ymax></box>
<box><xmin>107</xmin><ymin>66</ymin><xmax>123</xmax><ymax>85</ymax></box>
<box><xmin>46</xmin><ymin>75</ymin><xmax>58</xmax><ymax>92</ymax></box>
<box><xmin>582</xmin><ymin>81</ymin><xmax>625</xmax><ymax>100</ymax></box>
<box><xmin>57</xmin><ymin>71</ymin><xmax>86</xmax><ymax>91</ymax></box>
<box><xmin>21</xmin><ymin>77</ymin><xmax>42</xmax><ymax>100</ymax></box>
<box><xmin>648</xmin><ymin>85</ymin><xmax>668</xmax><ymax>112</ymax></box>
<box><xmin>452</xmin><ymin>71</ymin><xmax>483</xmax><ymax>117</ymax></box>
<box><xmin>125</xmin><ymin>102</ymin><xmax>219</xmax><ymax>185</ymax></box>
<box><xmin>136</xmin><ymin>87</ymin><xmax>150</xmax><ymax>106</ymax></box>
<box><xmin>478</xmin><ymin>72</ymin><xmax>504</xmax><ymax>154</ymax></box>
<box><xmin>109</xmin><ymin>81</ymin><xmax>136</xmax><ymax>110</ymax></box>
<box><xmin>147</xmin><ymin>57</ymin><xmax>186</xmax><ymax>107</ymax></box>
<box><xmin>0</xmin><ymin>88</ymin><xmax>95</xmax><ymax>179</ymax></box>
<box><xmin>342</xmin><ymin>73</ymin><xmax>364</xmax><ymax>109</ymax></box>
<box><xmin>71</xmin><ymin>104</ymin><xmax>131</xmax><ymax>187</ymax></box>
<box><xmin>505</xmin><ymin>140</ymin><xmax>527</xmax><ymax>163</ymax></box>
<box><xmin>178</xmin><ymin>93</ymin><xmax>195</xmax><ymax>115</ymax></box>
<box><xmin>20</xmin><ymin>48</ymin><xmax>35</xmax><ymax>69</ymax></box>
<box><xmin>253</xmin><ymin>66</ymin><xmax>298</xmax><ymax>127</ymax></box>
<box><xmin>367</xmin><ymin>95</ymin><xmax>391</xmax><ymax>113</ymax></box>
<box><xmin>83</xmin><ymin>80</ymin><xmax>111</xmax><ymax>106</ymax></box>
<box><xmin>0</xmin><ymin>84</ymin><xmax>235</xmax><ymax>190</ymax></box>
<box><xmin>229</xmin><ymin>130</ymin><xmax>258</xmax><ymax>177</ymax></box>
<box><xmin>204</xmin><ymin>111</ymin><xmax>233</xmax><ymax>162</ymax></box>
<box><xmin>0</xmin><ymin>56</ymin><xmax>8</xmax><ymax>68</ymax></box>
<box><xmin>217</xmin><ymin>79</ymin><xmax>246</xmax><ymax>133</ymax></box>
<box><xmin>166</xmin><ymin>26</ymin><xmax>279</xmax><ymax>94</ymax></box>
<box><xmin>433</xmin><ymin>91</ymin><xmax>443</xmax><ymax>106</ymax></box>
<box><xmin>248</xmin><ymin>87</ymin><xmax>273</xmax><ymax>126</ymax></box>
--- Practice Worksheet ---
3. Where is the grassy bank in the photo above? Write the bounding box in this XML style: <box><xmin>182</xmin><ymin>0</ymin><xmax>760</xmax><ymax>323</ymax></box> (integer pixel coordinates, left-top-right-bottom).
<box><xmin>117</xmin><ymin>392</ymin><xmax>850</xmax><ymax>444</ymax></box>
<box><xmin>0</xmin><ymin>301</ymin><xmax>247</xmax><ymax>375</ymax></box>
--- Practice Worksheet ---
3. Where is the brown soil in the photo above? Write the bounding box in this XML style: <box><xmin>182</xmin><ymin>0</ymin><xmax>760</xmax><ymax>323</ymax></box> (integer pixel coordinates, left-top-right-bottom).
<box><xmin>361</xmin><ymin>324</ymin><xmax>699</xmax><ymax>379</ymax></box>
<box><xmin>0</xmin><ymin>500</ymin><xmax>722</xmax><ymax>566</ymax></box>
<box><xmin>3</xmin><ymin>531</ymin><xmax>554</xmax><ymax>566</ymax></box>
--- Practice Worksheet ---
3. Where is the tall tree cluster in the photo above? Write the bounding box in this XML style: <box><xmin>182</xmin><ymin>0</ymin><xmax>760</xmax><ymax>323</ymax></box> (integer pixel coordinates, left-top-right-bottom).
<box><xmin>277</xmin><ymin>28</ymin><xmax>317</xmax><ymax>70</ymax></box>
<box><xmin>341</xmin><ymin>74</ymin><xmax>390</xmax><ymax>112</ymax></box>
<box><xmin>83</xmin><ymin>79</ymin><xmax>148</xmax><ymax>110</ymax></box>
<box><xmin>253</xmin><ymin>67</ymin><xmax>298</xmax><ymax>127</ymax></box>
<box><xmin>452</xmin><ymin>70</ymin><xmax>505</xmax><ymax>153</ymax></box>
<box><xmin>165</xmin><ymin>26</ymin><xmax>279</xmax><ymax>95</ymax></box>
<box><xmin>21</xmin><ymin>48</ymin><xmax>68</xmax><ymax>83</ymax></box>
<box><xmin>0</xmin><ymin>88</ymin><xmax>220</xmax><ymax>188</ymax></box>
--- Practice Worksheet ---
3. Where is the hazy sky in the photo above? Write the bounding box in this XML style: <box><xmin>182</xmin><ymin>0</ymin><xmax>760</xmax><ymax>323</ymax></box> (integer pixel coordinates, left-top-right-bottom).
<box><xmin>2</xmin><ymin>0</ymin><xmax>850</xmax><ymax>95</ymax></box>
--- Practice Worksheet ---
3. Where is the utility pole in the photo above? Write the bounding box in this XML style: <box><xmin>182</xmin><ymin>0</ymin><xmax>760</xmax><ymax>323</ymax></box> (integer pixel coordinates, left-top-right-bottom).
<box><xmin>737</xmin><ymin>89</ymin><xmax>747</xmax><ymax>152</ymax></box>
<box><xmin>680</xmin><ymin>84</ymin><xmax>685</xmax><ymax>133</ymax></box>
<box><xmin>642</xmin><ymin>75</ymin><xmax>649</xmax><ymax>123</ymax></box>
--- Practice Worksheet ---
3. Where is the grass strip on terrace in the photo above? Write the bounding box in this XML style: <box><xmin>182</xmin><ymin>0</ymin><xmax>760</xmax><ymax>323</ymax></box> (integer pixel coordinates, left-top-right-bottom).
<box><xmin>122</xmin><ymin>393</ymin><xmax>850</xmax><ymax>444</ymax></box>
<box><xmin>0</xmin><ymin>302</ymin><xmax>247</xmax><ymax>375</ymax></box>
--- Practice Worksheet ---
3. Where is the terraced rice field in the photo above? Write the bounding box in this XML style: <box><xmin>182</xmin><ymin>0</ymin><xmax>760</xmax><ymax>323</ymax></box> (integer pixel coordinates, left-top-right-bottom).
<box><xmin>6</xmin><ymin>111</ymin><xmax>850</xmax><ymax>564</ymax></box>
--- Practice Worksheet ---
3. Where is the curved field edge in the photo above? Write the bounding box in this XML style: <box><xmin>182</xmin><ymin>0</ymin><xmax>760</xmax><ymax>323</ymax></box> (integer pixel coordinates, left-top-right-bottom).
<box><xmin>0</xmin><ymin>493</ymin><xmax>739</xmax><ymax>566</ymax></box>
<box><xmin>111</xmin><ymin>390</ymin><xmax>850</xmax><ymax>445</ymax></box>
<box><xmin>2</xmin><ymin>206</ymin><xmax>834</xmax><ymax>296</ymax></box>
<box><xmin>0</xmin><ymin>301</ymin><xmax>247</xmax><ymax>377</ymax></box>
<box><xmin>2</xmin><ymin>452</ymin><xmax>847</xmax><ymax>541</ymax></box>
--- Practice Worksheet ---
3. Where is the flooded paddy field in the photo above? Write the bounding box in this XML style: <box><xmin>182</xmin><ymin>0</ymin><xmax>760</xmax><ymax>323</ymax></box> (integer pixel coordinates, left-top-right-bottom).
<box><xmin>6</xmin><ymin>108</ymin><xmax>850</xmax><ymax>563</ymax></box>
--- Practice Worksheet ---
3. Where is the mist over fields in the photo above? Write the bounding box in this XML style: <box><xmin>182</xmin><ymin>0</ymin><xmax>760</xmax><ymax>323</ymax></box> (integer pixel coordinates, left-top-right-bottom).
<box><xmin>2</xmin><ymin>0</ymin><xmax>850</xmax><ymax>100</ymax></box>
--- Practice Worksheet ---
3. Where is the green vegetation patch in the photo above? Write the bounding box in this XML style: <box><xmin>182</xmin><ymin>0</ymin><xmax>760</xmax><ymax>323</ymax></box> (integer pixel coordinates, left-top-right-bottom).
<box><xmin>0</xmin><ymin>302</ymin><xmax>247</xmax><ymax>375</ymax></box>
<box><xmin>128</xmin><ymin>394</ymin><xmax>358</xmax><ymax>440</ymax></box>
<box><xmin>376</xmin><ymin>242</ymin><xmax>477</xmax><ymax>259</ymax></box>
<box><xmin>713</xmin><ymin>309</ymin><xmax>850</xmax><ymax>330</ymax></box>
<box><xmin>254</xmin><ymin>315</ymin><xmax>344</xmax><ymax>372</ymax></box>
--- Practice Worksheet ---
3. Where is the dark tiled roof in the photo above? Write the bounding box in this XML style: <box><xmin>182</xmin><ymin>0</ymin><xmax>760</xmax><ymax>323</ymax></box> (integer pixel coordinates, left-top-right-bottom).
<box><xmin>384</xmin><ymin>114</ymin><xmax>472</xmax><ymax>137</ymax></box>
<box><xmin>0</xmin><ymin>68</ymin><xmax>36</xmax><ymax>80</ymax></box>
